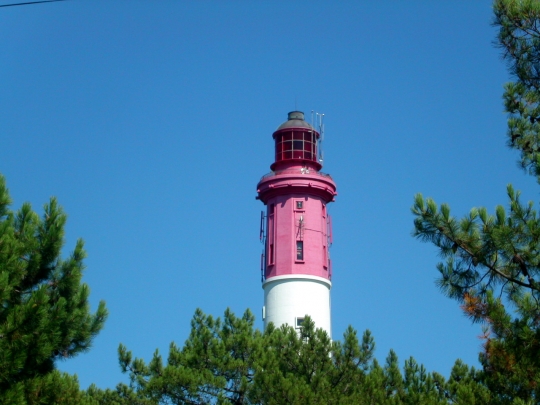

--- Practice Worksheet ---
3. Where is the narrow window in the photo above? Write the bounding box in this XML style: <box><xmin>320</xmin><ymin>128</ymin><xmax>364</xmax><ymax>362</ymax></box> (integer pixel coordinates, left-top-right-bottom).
<box><xmin>296</xmin><ymin>201</ymin><xmax>303</xmax><ymax>209</ymax></box>
<box><xmin>296</xmin><ymin>241</ymin><xmax>304</xmax><ymax>261</ymax></box>
<box><xmin>296</xmin><ymin>317</ymin><xmax>305</xmax><ymax>327</ymax></box>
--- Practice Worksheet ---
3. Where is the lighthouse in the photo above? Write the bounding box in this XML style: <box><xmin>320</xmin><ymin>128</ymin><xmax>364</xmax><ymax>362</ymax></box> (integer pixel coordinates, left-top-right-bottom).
<box><xmin>257</xmin><ymin>111</ymin><xmax>337</xmax><ymax>337</ymax></box>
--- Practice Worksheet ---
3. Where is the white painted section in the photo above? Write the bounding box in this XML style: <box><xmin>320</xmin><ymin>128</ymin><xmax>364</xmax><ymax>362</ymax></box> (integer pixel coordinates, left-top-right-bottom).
<box><xmin>263</xmin><ymin>274</ymin><xmax>332</xmax><ymax>338</ymax></box>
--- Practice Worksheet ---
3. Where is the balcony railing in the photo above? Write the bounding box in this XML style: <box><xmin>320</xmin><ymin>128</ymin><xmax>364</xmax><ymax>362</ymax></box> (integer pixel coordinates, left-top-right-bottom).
<box><xmin>260</xmin><ymin>168</ymin><xmax>333</xmax><ymax>182</ymax></box>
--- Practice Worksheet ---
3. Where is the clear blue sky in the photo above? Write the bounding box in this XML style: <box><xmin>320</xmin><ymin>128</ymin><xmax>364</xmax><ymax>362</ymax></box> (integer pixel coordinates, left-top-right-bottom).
<box><xmin>1</xmin><ymin>0</ymin><xmax>535</xmax><ymax>390</ymax></box>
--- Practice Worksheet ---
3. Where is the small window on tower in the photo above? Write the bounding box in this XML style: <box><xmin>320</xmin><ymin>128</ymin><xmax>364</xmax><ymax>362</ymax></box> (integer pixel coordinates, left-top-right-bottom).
<box><xmin>296</xmin><ymin>317</ymin><xmax>305</xmax><ymax>327</ymax></box>
<box><xmin>296</xmin><ymin>201</ymin><xmax>303</xmax><ymax>209</ymax></box>
<box><xmin>296</xmin><ymin>241</ymin><xmax>304</xmax><ymax>261</ymax></box>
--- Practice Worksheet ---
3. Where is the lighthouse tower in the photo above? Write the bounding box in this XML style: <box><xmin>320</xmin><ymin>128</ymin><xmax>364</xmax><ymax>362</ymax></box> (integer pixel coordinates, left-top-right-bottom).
<box><xmin>256</xmin><ymin>111</ymin><xmax>337</xmax><ymax>337</ymax></box>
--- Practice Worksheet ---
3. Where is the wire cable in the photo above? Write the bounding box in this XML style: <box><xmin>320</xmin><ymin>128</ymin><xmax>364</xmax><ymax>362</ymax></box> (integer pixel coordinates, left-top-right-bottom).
<box><xmin>0</xmin><ymin>0</ymin><xmax>67</xmax><ymax>8</ymax></box>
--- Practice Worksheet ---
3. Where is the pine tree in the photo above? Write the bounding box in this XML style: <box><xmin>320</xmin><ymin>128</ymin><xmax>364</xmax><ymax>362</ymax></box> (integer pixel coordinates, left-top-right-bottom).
<box><xmin>446</xmin><ymin>360</ymin><xmax>491</xmax><ymax>405</ymax></box>
<box><xmin>109</xmin><ymin>308</ymin><xmax>490</xmax><ymax>405</ymax></box>
<box><xmin>117</xmin><ymin>308</ymin><xmax>260</xmax><ymax>404</ymax></box>
<box><xmin>0</xmin><ymin>174</ymin><xmax>108</xmax><ymax>403</ymax></box>
<box><xmin>412</xmin><ymin>0</ymin><xmax>540</xmax><ymax>402</ymax></box>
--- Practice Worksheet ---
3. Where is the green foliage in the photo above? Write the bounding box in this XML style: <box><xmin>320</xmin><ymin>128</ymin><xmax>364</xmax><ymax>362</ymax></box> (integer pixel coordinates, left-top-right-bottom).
<box><xmin>106</xmin><ymin>308</ymin><xmax>490</xmax><ymax>405</ymax></box>
<box><xmin>412</xmin><ymin>186</ymin><xmax>540</xmax><ymax>305</ymax></box>
<box><xmin>411</xmin><ymin>1</ymin><xmax>540</xmax><ymax>403</ymax></box>
<box><xmin>0</xmin><ymin>174</ymin><xmax>108</xmax><ymax>403</ymax></box>
<box><xmin>495</xmin><ymin>0</ymin><xmax>540</xmax><ymax>180</ymax></box>
<box><xmin>82</xmin><ymin>383</ymin><xmax>157</xmax><ymax>405</ymax></box>
<box><xmin>251</xmin><ymin>318</ymin><xmax>372</xmax><ymax>404</ymax></box>
<box><xmin>446</xmin><ymin>360</ymin><xmax>491</xmax><ymax>405</ymax></box>
<box><xmin>118</xmin><ymin>308</ymin><xmax>260</xmax><ymax>404</ymax></box>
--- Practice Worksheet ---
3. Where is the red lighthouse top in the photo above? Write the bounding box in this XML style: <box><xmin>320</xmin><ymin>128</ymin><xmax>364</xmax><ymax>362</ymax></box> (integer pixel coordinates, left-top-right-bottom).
<box><xmin>271</xmin><ymin>111</ymin><xmax>322</xmax><ymax>172</ymax></box>
<box><xmin>257</xmin><ymin>111</ymin><xmax>337</xmax><ymax>283</ymax></box>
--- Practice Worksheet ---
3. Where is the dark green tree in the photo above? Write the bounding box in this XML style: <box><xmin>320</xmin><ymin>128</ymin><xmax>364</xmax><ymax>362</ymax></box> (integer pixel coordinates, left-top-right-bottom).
<box><xmin>106</xmin><ymin>308</ymin><xmax>490</xmax><ymax>405</ymax></box>
<box><xmin>412</xmin><ymin>0</ymin><xmax>540</xmax><ymax>402</ymax></box>
<box><xmin>117</xmin><ymin>308</ymin><xmax>260</xmax><ymax>404</ymax></box>
<box><xmin>445</xmin><ymin>359</ymin><xmax>492</xmax><ymax>405</ymax></box>
<box><xmin>82</xmin><ymin>383</ymin><xmax>156</xmax><ymax>405</ymax></box>
<box><xmin>0</xmin><ymin>174</ymin><xmax>108</xmax><ymax>404</ymax></box>
<box><xmin>251</xmin><ymin>319</ymin><xmax>374</xmax><ymax>404</ymax></box>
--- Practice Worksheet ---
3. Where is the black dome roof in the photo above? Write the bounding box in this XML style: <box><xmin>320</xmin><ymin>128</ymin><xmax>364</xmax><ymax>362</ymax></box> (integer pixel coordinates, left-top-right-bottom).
<box><xmin>275</xmin><ymin>111</ymin><xmax>315</xmax><ymax>131</ymax></box>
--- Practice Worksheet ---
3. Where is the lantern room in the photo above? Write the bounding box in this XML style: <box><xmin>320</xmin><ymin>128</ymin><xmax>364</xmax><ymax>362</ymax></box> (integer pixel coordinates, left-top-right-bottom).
<box><xmin>270</xmin><ymin>111</ymin><xmax>322</xmax><ymax>171</ymax></box>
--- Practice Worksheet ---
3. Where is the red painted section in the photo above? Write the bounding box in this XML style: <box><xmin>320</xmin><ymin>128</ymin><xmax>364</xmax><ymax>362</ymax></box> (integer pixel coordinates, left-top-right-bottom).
<box><xmin>257</xmin><ymin>113</ymin><xmax>337</xmax><ymax>282</ymax></box>
<box><xmin>271</xmin><ymin>127</ymin><xmax>322</xmax><ymax>171</ymax></box>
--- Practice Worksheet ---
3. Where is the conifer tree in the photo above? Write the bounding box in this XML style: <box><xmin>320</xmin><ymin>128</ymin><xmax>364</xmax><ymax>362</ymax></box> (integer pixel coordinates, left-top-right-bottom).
<box><xmin>105</xmin><ymin>308</ymin><xmax>490</xmax><ymax>405</ymax></box>
<box><xmin>412</xmin><ymin>0</ymin><xmax>540</xmax><ymax>402</ymax></box>
<box><xmin>0</xmin><ymin>174</ymin><xmax>108</xmax><ymax>403</ymax></box>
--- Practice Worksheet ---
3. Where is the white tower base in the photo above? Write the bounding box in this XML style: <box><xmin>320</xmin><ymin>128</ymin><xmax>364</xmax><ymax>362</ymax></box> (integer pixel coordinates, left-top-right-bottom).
<box><xmin>262</xmin><ymin>274</ymin><xmax>332</xmax><ymax>338</ymax></box>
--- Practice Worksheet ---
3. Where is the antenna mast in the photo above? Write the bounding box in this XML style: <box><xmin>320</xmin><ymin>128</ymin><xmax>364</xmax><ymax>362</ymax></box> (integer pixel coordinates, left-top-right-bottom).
<box><xmin>316</xmin><ymin>112</ymin><xmax>325</xmax><ymax>165</ymax></box>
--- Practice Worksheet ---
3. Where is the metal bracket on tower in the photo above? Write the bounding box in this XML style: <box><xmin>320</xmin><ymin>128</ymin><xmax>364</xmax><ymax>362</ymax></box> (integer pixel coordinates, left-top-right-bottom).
<box><xmin>327</xmin><ymin>215</ymin><xmax>333</xmax><ymax>248</ymax></box>
<box><xmin>297</xmin><ymin>215</ymin><xmax>304</xmax><ymax>240</ymax></box>
<box><xmin>260</xmin><ymin>210</ymin><xmax>267</xmax><ymax>282</ymax></box>
<box><xmin>260</xmin><ymin>211</ymin><xmax>265</xmax><ymax>242</ymax></box>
